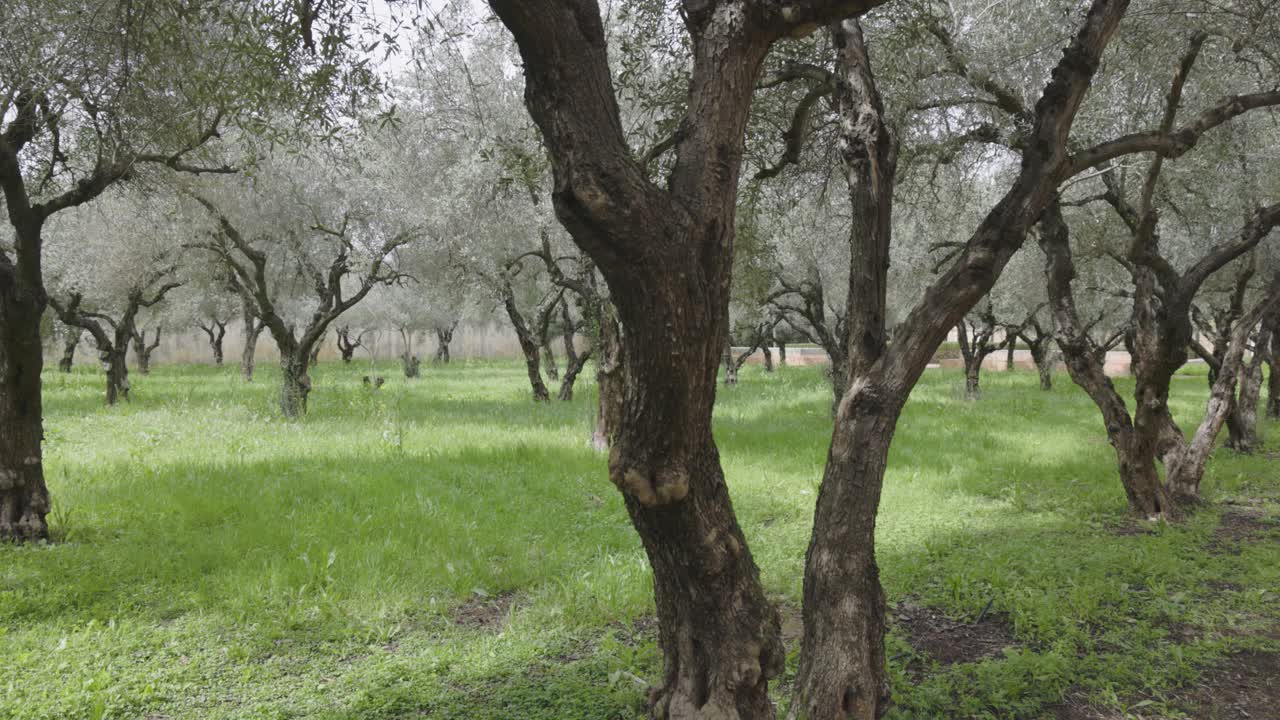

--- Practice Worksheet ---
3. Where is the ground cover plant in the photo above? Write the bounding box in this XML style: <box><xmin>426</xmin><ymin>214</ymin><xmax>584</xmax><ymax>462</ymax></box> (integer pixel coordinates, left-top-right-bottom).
<box><xmin>2</xmin><ymin>360</ymin><xmax>1277</xmax><ymax>720</ymax></box>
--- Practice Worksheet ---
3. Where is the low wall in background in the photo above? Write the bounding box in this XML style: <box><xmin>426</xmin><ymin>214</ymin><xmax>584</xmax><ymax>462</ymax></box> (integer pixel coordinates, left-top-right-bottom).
<box><xmin>50</xmin><ymin>320</ymin><xmax>529</xmax><ymax>368</ymax></box>
<box><xmin>735</xmin><ymin>347</ymin><xmax>1171</xmax><ymax>378</ymax></box>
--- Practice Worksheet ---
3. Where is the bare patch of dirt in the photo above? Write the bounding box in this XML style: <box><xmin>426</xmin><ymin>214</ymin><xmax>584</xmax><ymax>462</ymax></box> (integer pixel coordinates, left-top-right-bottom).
<box><xmin>1172</xmin><ymin>650</ymin><xmax>1280</xmax><ymax>719</ymax></box>
<box><xmin>892</xmin><ymin>601</ymin><xmax>1018</xmax><ymax>671</ymax></box>
<box><xmin>451</xmin><ymin>591</ymin><xmax>516</xmax><ymax>631</ymax></box>
<box><xmin>612</xmin><ymin>615</ymin><xmax>658</xmax><ymax>649</ymax></box>
<box><xmin>1208</xmin><ymin>506</ymin><xmax>1277</xmax><ymax>554</ymax></box>
<box><xmin>1048</xmin><ymin>650</ymin><xmax>1280</xmax><ymax>720</ymax></box>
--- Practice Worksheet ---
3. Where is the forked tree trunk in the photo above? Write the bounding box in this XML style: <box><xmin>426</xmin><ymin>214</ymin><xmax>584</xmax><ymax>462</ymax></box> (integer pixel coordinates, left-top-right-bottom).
<box><xmin>434</xmin><ymin>324</ymin><xmax>455</xmax><ymax>364</ymax></box>
<box><xmin>202</xmin><ymin>323</ymin><xmax>226</xmax><ymax>366</ymax></box>
<box><xmin>399</xmin><ymin>328</ymin><xmax>420</xmax><ymax>378</ymax></box>
<box><xmin>1167</xmin><ymin>291</ymin><xmax>1278</xmax><ymax>499</ymax></box>
<box><xmin>964</xmin><ymin>358</ymin><xmax>981</xmax><ymax>400</ymax></box>
<box><xmin>1040</xmin><ymin>202</ymin><xmax>1177</xmax><ymax>519</ymax></box>
<box><xmin>790</xmin><ymin>21</ymin><xmax>900</xmax><ymax>719</ymax></box>
<box><xmin>956</xmin><ymin>319</ymin><xmax>996</xmax><ymax>401</ymax></box>
<box><xmin>1232</xmin><ymin>334</ymin><xmax>1266</xmax><ymax>450</ymax></box>
<box><xmin>58</xmin><ymin>328</ymin><xmax>80</xmax><ymax>372</ymax></box>
<box><xmin>279</xmin><ymin>355</ymin><xmax>311</xmax><ymax>418</ymax></box>
<box><xmin>1028</xmin><ymin>341</ymin><xmax>1054</xmax><ymax>391</ymax></box>
<box><xmin>723</xmin><ymin>334</ymin><xmax>739</xmax><ymax>386</ymax></box>
<box><xmin>490</xmin><ymin>3</ymin><xmax>1125</xmax><ymax>717</ymax></box>
<box><xmin>0</xmin><ymin>288</ymin><xmax>51</xmax><ymax>542</ymax></box>
<box><xmin>763</xmin><ymin>346</ymin><xmax>774</xmax><ymax>372</ymax></box>
<box><xmin>132</xmin><ymin>328</ymin><xmax>160</xmax><ymax>375</ymax></box>
<box><xmin>557</xmin><ymin>304</ymin><xmax>588</xmax><ymax>401</ymax></box>
<box><xmin>102</xmin><ymin>344</ymin><xmax>131</xmax><ymax>405</ymax></box>
<box><xmin>557</xmin><ymin>349</ymin><xmax>590</xmax><ymax>401</ymax></box>
<box><xmin>309</xmin><ymin>334</ymin><xmax>324</xmax><ymax>365</ymax></box>
<box><xmin>501</xmin><ymin>282</ymin><xmax>551</xmax><ymax>402</ymax></box>
<box><xmin>241</xmin><ymin>308</ymin><xmax>264</xmax><ymax>382</ymax></box>
<box><xmin>542</xmin><ymin>342</ymin><xmax>559</xmax><ymax>381</ymax></box>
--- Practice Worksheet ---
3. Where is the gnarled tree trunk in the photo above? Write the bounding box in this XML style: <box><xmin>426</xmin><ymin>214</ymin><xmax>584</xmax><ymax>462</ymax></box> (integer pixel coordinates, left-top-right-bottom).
<box><xmin>434</xmin><ymin>322</ymin><xmax>456</xmax><ymax>364</ymax></box>
<box><xmin>1025</xmin><ymin>337</ymin><xmax>1055</xmax><ymax>391</ymax></box>
<box><xmin>500</xmin><ymin>276</ymin><xmax>551</xmax><ymax>402</ymax></box>
<box><xmin>1040</xmin><ymin>201</ymin><xmax>1176</xmax><ymax>519</ymax></box>
<box><xmin>722</xmin><ymin>334</ymin><xmax>739</xmax><ymax>386</ymax></box>
<box><xmin>541</xmin><ymin>343</ymin><xmax>559</xmax><ymax>381</ymax></box>
<box><xmin>132</xmin><ymin>327</ymin><xmax>161</xmax><ymax>375</ymax></box>
<box><xmin>279</xmin><ymin>354</ymin><xmax>311</xmax><ymax>418</ymax></box>
<box><xmin>102</xmin><ymin>343</ymin><xmax>130</xmax><ymax>404</ymax></box>
<box><xmin>0</xmin><ymin>281</ymin><xmax>51</xmax><ymax>542</ymax></box>
<box><xmin>336</xmin><ymin>326</ymin><xmax>363</xmax><ymax>363</ymax></box>
<box><xmin>1167</xmin><ymin>280</ymin><xmax>1280</xmax><ymax>499</ymax></box>
<box><xmin>199</xmin><ymin>321</ymin><xmax>227</xmax><ymax>366</ymax></box>
<box><xmin>241</xmin><ymin>307</ymin><xmax>265</xmax><ymax>382</ymax></box>
<box><xmin>556</xmin><ymin>303</ymin><xmax>589</xmax><ymax>401</ymax></box>
<box><xmin>58</xmin><ymin>327</ymin><xmax>80</xmax><ymax>373</ymax></box>
<box><xmin>400</xmin><ymin>328</ymin><xmax>421</xmax><ymax>378</ymax></box>
<box><xmin>1227</xmin><ymin>326</ymin><xmax>1268</xmax><ymax>453</ymax></box>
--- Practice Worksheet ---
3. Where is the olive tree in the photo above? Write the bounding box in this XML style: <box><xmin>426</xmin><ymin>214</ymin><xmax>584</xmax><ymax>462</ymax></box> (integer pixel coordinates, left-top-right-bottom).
<box><xmin>0</xmin><ymin>0</ymin><xmax>389</xmax><ymax>540</ymax></box>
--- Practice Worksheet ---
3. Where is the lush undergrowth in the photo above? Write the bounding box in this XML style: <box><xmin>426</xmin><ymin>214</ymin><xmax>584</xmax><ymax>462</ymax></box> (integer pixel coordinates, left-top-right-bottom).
<box><xmin>2</xmin><ymin>359</ymin><xmax>1277</xmax><ymax>719</ymax></box>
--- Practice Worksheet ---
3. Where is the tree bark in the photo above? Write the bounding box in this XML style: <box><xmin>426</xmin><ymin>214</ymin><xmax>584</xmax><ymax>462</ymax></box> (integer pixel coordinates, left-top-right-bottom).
<box><xmin>1021</xmin><ymin>332</ymin><xmax>1055</xmax><ymax>392</ymax></box>
<box><xmin>337</xmin><ymin>326</ymin><xmax>362</xmax><ymax>363</ymax></box>
<box><xmin>277</xmin><ymin>340</ymin><xmax>309</xmax><ymax>415</ymax></box>
<box><xmin>777</xmin><ymin>341</ymin><xmax>787</xmax><ymax>367</ymax></box>
<box><xmin>557</xmin><ymin>303</ymin><xmax>589</xmax><ymax>401</ymax></box>
<box><xmin>1167</xmin><ymin>278</ymin><xmax>1280</xmax><ymax>499</ymax></box>
<box><xmin>542</xmin><ymin>343</ymin><xmax>559</xmax><ymax>381</ymax></box>
<box><xmin>103</xmin><ymin>343</ymin><xmax>131</xmax><ymax>404</ymax></box>
<box><xmin>791</xmin><ymin>384</ymin><xmax>898</xmax><ymax>720</ymax></box>
<box><xmin>199</xmin><ymin>321</ymin><xmax>227</xmax><ymax>366</ymax></box>
<box><xmin>1226</xmin><ymin>327</ymin><xmax>1268</xmax><ymax>453</ymax></box>
<box><xmin>791</xmin><ymin>21</ymin><xmax>899</xmax><ymax>720</ymax></box>
<box><xmin>241</xmin><ymin>310</ymin><xmax>264</xmax><ymax>382</ymax></box>
<box><xmin>58</xmin><ymin>327</ymin><xmax>80</xmax><ymax>373</ymax></box>
<box><xmin>723</xmin><ymin>334</ymin><xmax>739</xmax><ymax>386</ymax></box>
<box><xmin>964</xmin><ymin>358</ymin><xmax>981</xmax><ymax>400</ymax></box>
<box><xmin>398</xmin><ymin>328</ymin><xmax>421</xmax><ymax>378</ymax></box>
<box><xmin>132</xmin><ymin>327</ymin><xmax>161</xmax><ymax>375</ymax></box>
<box><xmin>1267</xmin><ymin>312</ymin><xmax>1280</xmax><ymax>419</ymax></box>
<box><xmin>50</xmin><ymin>292</ymin><xmax>154</xmax><ymax>406</ymax></box>
<box><xmin>593</xmin><ymin>303</ymin><xmax>624</xmax><ymax>451</ymax></box>
<box><xmin>487</xmin><ymin>1</ymin><xmax>1115</xmax><ymax>716</ymax></box>
<box><xmin>500</xmin><ymin>276</ymin><xmax>551</xmax><ymax>402</ymax></box>
<box><xmin>0</xmin><ymin>276</ymin><xmax>51</xmax><ymax>541</ymax></box>
<box><xmin>1004</xmin><ymin>334</ymin><xmax>1016</xmax><ymax>370</ymax></box>
<box><xmin>1040</xmin><ymin>201</ymin><xmax>1177</xmax><ymax>519</ymax></box>
<box><xmin>309</xmin><ymin>333</ymin><xmax>324</xmax><ymax>365</ymax></box>
<box><xmin>433</xmin><ymin>323</ymin><xmax>455</xmax><ymax>364</ymax></box>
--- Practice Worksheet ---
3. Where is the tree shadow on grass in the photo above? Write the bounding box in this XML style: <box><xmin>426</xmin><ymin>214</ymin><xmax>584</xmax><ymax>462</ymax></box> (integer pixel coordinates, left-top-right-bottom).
<box><xmin>1</xmin><ymin>444</ymin><xmax>634</xmax><ymax>630</ymax></box>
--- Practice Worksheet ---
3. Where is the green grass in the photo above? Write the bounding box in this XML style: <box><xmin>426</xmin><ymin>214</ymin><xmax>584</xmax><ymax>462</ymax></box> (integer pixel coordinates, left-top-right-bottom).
<box><xmin>3</xmin><ymin>360</ymin><xmax>1278</xmax><ymax>719</ymax></box>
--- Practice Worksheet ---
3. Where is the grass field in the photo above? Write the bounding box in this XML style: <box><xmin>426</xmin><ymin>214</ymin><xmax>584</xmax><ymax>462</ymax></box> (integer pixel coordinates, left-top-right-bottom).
<box><xmin>2</xmin><ymin>360</ymin><xmax>1278</xmax><ymax>719</ymax></box>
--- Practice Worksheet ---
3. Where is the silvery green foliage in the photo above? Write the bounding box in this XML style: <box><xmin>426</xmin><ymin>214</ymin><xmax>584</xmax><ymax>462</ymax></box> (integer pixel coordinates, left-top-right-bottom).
<box><xmin>43</xmin><ymin>188</ymin><xmax>190</xmax><ymax>313</ymax></box>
